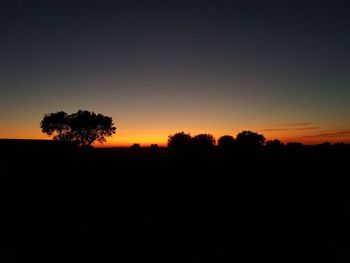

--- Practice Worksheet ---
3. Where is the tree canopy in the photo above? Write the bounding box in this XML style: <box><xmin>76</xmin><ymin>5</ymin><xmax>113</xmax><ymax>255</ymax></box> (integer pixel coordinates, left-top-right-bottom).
<box><xmin>235</xmin><ymin>130</ymin><xmax>266</xmax><ymax>149</ymax></box>
<box><xmin>167</xmin><ymin>132</ymin><xmax>192</xmax><ymax>151</ymax></box>
<box><xmin>218</xmin><ymin>135</ymin><xmax>235</xmax><ymax>149</ymax></box>
<box><xmin>191</xmin><ymin>134</ymin><xmax>216</xmax><ymax>150</ymax></box>
<box><xmin>40</xmin><ymin>110</ymin><xmax>116</xmax><ymax>147</ymax></box>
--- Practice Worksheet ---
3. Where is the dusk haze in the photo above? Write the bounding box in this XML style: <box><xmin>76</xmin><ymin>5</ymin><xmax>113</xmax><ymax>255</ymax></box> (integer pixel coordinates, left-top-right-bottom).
<box><xmin>1</xmin><ymin>0</ymin><xmax>349</xmax><ymax>145</ymax></box>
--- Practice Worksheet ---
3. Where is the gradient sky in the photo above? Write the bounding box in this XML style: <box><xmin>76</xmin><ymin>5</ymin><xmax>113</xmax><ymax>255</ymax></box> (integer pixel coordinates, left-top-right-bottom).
<box><xmin>1</xmin><ymin>0</ymin><xmax>350</xmax><ymax>146</ymax></box>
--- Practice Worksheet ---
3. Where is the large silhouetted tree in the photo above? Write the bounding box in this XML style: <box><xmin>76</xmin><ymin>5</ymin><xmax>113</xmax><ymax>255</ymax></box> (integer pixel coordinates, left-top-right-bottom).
<box><xmin>218</xmin><ymin>135</ymin><xmax>235</xmax><ymax>150</ymax></box>
<box><xmin>41</xmin><ymin>110</ymin><xmax>116</xmax><ymax>147</ymax></box>
<box><xmin>191</xmin><ymin>134</ymin><xmax>216</xmax><ymax>151</ymax></box>
<box><xmin>235</xmin><ymin>130</ymin><xmax>265</xmax><ymax>149</ymax></box>
<box><xmin>168</xmin><ymin>132</ymin><xmax>192</xmax><ymax>151</ymax></box>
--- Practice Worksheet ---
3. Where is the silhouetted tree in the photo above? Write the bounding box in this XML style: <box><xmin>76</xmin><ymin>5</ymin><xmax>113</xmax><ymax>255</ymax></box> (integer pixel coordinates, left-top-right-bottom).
<box><xmin>168</xmin><ymin>132</ymin><xmax>192</xmax><ymax>152</ymax></box>
<box><xmin>333</xmin><ymin>142</ymin><xmax>348</xmax><ymax>155</ymax></box>
<box><xmin>131</xmin><ymin>143</ymin><xmax>141</xmax><ymax>149</ymax></box>
<box><xmin>235</xmin><ymin>130</ymin><xmax>265</xmax><ymax>149</ymax></box>
<box><xmin>191</xmin><ymin>134</ymin><xmax>216</xmax><ymax>151</ymax></box>
<box><xmin>334</xmin><ymin>142</ymin><xmax>346</xmax><ymax>150</ymax></box>
<box><xmin>334</xmin><ymin>142</ymin><xmax>345</xmax><ymax>147</ymax></box>
<box><xmin>150</xmin><ymin>144</ymin><xmax>159</xmax><ymax>149</ymax></box>
<box><xmin>218</xmin><ymin>135</ymin><xmax>235</xmax><ymax>150</ymax></box>
<box><xmin>265</xmin><ymin>139</ymin><xmax>284</xmax><ymax>151</ymax></box>
<box><xmin>40</xmin><ymin>110</ymin><xmax>116</xmax><ymax>147</ymax></box>
<box><xmin>285</xmin><ymin>142</ymin><xmax>304</xmax><ymax>151</ymax></box>
<box><xmin>317</xmin><ymin>142</ymin><xmax>332</xmax><ymax>149</ymax></box>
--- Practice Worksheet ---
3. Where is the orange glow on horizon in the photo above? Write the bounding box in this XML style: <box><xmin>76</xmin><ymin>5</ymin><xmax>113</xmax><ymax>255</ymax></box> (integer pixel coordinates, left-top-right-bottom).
<box><xmin>1</xmin><ymin>125</ymin><xmax>350</xmax><ymax>147</ymax></box>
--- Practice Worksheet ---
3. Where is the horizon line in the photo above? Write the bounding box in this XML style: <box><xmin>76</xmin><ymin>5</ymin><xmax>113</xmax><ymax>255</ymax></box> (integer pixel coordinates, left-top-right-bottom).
<box><xmin>1</xmin><ymin>138</ymin><xmax>349</xmax><ymax>147</ymax></box>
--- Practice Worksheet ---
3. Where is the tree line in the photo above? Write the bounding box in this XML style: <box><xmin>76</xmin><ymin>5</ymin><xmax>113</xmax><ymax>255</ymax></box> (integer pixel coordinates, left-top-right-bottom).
<box><xmin>40</xmin><ymin>110</ymin><xmax>346</xmax><ymax>150</ymax></box>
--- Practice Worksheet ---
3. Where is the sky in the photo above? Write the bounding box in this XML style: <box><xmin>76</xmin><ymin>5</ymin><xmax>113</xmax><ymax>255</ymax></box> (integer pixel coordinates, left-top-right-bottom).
<box><xmin>1</xmin><ymin>0</ymin><xmax>350</xmax><ymax>146</ymax></box>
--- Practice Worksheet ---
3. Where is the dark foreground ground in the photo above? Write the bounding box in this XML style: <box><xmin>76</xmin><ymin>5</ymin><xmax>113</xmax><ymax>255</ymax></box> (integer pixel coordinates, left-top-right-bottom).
<box><xmin>1</xmin><ymin>139</ymin><xmax>350</xmax><ymax>262</ymax></box>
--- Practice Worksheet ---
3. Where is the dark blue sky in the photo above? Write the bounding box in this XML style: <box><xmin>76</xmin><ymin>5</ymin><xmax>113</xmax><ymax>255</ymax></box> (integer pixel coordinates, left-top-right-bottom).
<box><xmin>1</xmin><ymin>0</ymin><xmax>350</xmax><ymax>144</ymax></box>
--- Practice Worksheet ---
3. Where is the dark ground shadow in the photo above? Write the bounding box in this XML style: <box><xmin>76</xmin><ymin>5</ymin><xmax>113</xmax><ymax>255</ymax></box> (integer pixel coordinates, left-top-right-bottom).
<box><xmin>1</xmin><ymin>139</ymin><xmax>350</xmax><ymax>262</ymax></box>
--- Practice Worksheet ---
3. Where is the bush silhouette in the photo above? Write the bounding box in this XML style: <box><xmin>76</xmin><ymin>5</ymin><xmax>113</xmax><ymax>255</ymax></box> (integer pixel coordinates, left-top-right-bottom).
<box><xmin>317</xmin><ymin>142</ymin><xmax>332</xmax><ymax>150</ymax></box>
<box><xmin>235</xmin><ymin>130</ymin><xmax>265</xmax><ymax>149</ymax></box>
<box><xmin>285</xmin><ymin>142</ymin><xmax>304</xmax><ymax>150</ymax></box>
<box><xmin>40</xmin><ymin>110</ymin><xmax>116</xmax><ymax>147</ymax></box>
<box><xmin>218</xmin><ymin>135</ymin><xmax>235</xmax><ymax>150</ymax></box>
<box><xmin>265</xmin><ymin>139</ymin><xmax>284</xmax><ymax>150</ymax></box>
<box><xmin>150</xmin><ymin>144</ymin><xmax>159</xmax><ymax>149</ymax></box>
<box><xmin>131</xmin><ymin>143</ymin><xmax>141</xmax><ymax>149</ymax></box>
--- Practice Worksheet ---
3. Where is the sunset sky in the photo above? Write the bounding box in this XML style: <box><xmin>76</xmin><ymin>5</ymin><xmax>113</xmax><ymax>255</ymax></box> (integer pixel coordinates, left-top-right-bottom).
<box><xmin>1</xmin><ymin>0</ymin><xmax>350</xmax><ymax>146</ymax></box>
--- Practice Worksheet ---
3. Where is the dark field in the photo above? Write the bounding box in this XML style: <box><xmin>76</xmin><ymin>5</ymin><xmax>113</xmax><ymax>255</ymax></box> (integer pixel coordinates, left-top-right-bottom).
<box><xmin>1</xmin><ymin>139</ymin><xmax>350</xmax><ymax>262</ymax></box>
